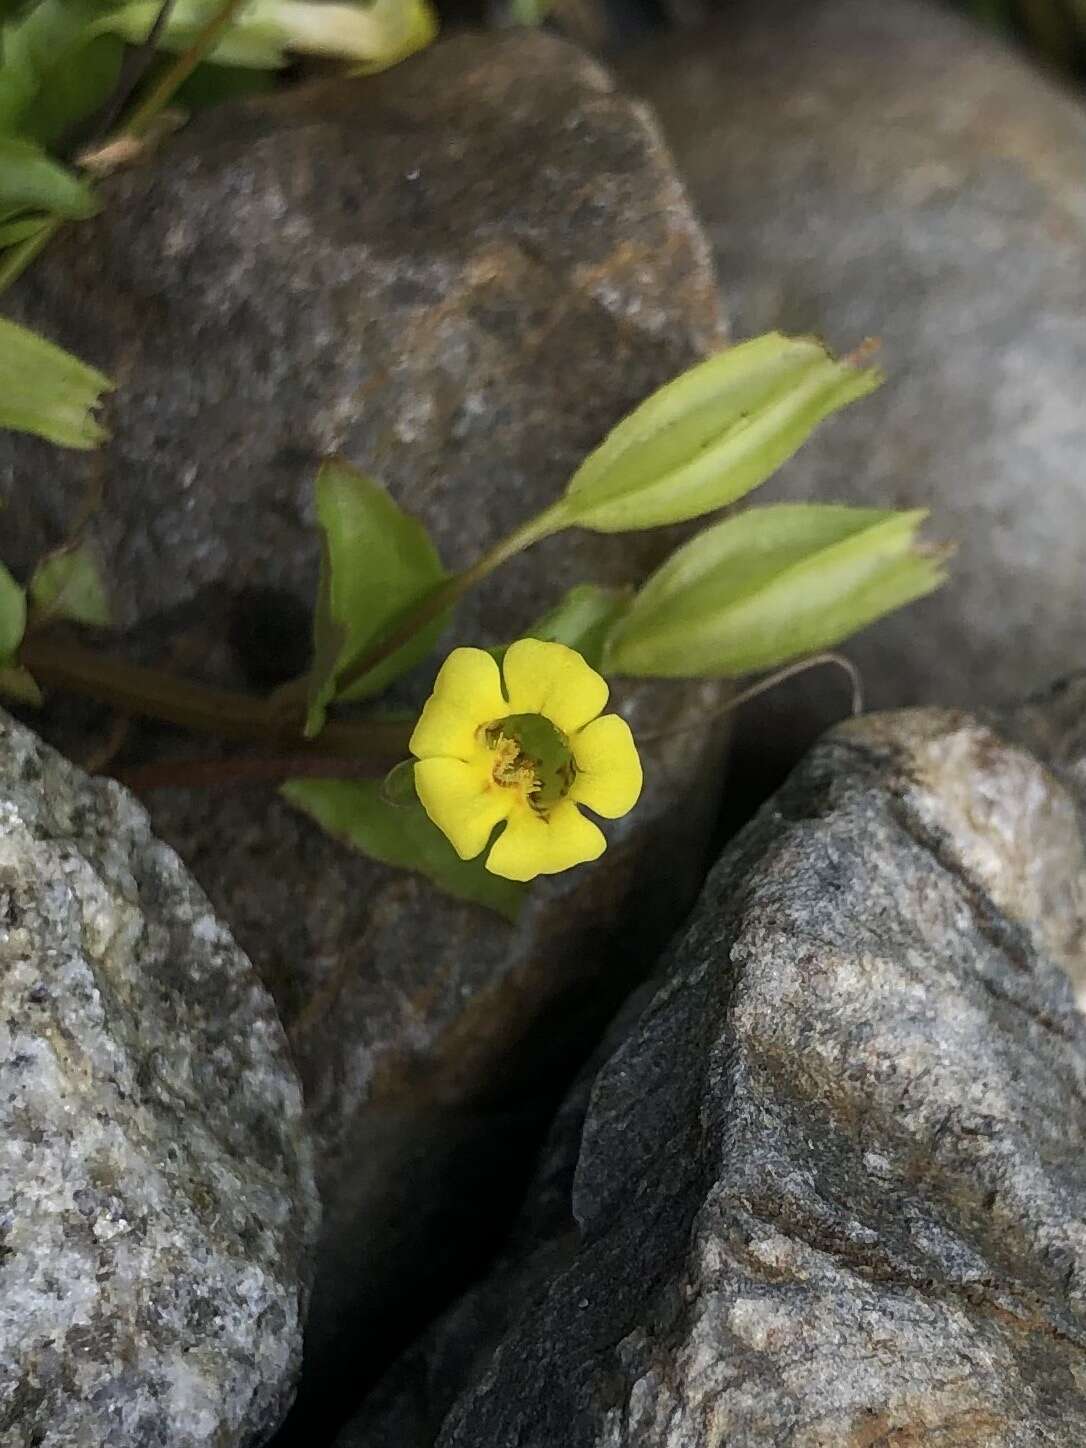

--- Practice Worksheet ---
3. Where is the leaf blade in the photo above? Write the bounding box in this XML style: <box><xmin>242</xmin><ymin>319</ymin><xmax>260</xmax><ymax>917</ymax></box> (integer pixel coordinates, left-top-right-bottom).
<box><xmin>0</xmin><ymin>560</ymin><xmax>27</xmax><ymax>662</ymax></box>
<box><xmin>305</xmin><ymin>459</ymin><xmax>447</xmax><ymax>734</ymax></box>
<box><xmin>0</xmin><ymin>137</ymin><xmax>99</xmax><ymax>220</ymax></box>
<box><xmin>519</xmin><ymin>583</ymin><xmax>631</xmax><ymax>672</ymax></box>
<box><xmin>558</xmin><ymin>333</ymin><xmax>882</xmax><ymax>533</ymax></box>
<box><xmin>605</xmin><ymin>504</ymin><xmax>947</xmax><ymax>677</ymax></box>
<box><xmin>29</xmin><ymin>542</ymin><xmax>111</xmax><ymax>626</ymax></box>
<box><xmin>282</xmin><ymin>776</ymin><xmax>524</xmax><ymax>920</ymax></box>
<box><xmin>0</xmin><ymin>666</ymin><xmax>42</xmax><ymax>705</ymax></box>
<box><xmin>0</xmin><ymin>315</ymin><xmax>112</xmax><ymax>448</ymax></box>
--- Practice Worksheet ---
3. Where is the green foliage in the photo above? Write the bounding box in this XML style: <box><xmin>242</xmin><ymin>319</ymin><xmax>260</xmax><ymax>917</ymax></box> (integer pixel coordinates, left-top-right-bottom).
<box><xmin>0</xmin><ymin>214</ymin><xmax>49</xmax><ymax>244</ymax></box>
<box><xmin>9</xmin><ymin>50</ymin><xmax>122</xmax><ymax>151</ymax></box>
<box><xmin>174</xmin><ymin>61</ymin><xmax>277</xmax><ymax>109</ymax></box>
<box><xmin>29</xmin><ymin>541</ymin><xmax>110</xmax><ymax>625</ymax></box>
<box><xmin>522</xmin><ymin>583</ymin><xmax>629</xmax><ymax>671</ymax></box>
<box><xmin>604</xmin><ymin>504</ymin><xmax>946</xmax><ymax>678</ymax></box>
<box><xmin>0</xmin><ymin>0</ymin><xmax>120</xmax><ymax>142</ymax></box>
<box><xmin>553</xmin><ymin>333</ymin><xmax>882</xmax><ymax>533</ymax></box>
<box><xmin>0</xmin><ymin>314</ymin><xmax>112</xmax><ymax>447</ymax></box>
<box><xmin>0</xmin><ymin>137</ymin><xmax>97</xmax><ymax>220</ymax></box>
<box><xmin>0</xmin><ymin>559</ymin><xmax>41</xmax><ymax>702</ymax></box>
<box><xmin>0</xmin><ymin>664</ymin><xmax>41</xmax><ymax>702</ymax></box>
<box><xmin>0</xmin><ymin>0</ymin><xmax>439</xmax><ymax>297</ymax></box>
<box><xmin>282</xmin><ymin>777</ymin><xmax>524</xmax><ymax>920</ymax></box>
<box><xmin>99</xmin><ymin>0</ymin><xmax>438</xmax><ymax>71</ymax></box>
<box><xmin>0</xmin><ymin>559</ymin><xmax>26</xmax><ymax>660</ymax></box>
<box><xmin>306</xmin><ymin>459</ymin><xmax>447</xmax><ymax>735</ymax></box>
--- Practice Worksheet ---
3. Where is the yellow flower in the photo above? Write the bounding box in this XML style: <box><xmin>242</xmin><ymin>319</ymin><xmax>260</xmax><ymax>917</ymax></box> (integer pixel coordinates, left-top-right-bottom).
<box><xmin>410</xmin><ymin>639</ymin><xmax>643</xmax><ymax>882</ymax></box>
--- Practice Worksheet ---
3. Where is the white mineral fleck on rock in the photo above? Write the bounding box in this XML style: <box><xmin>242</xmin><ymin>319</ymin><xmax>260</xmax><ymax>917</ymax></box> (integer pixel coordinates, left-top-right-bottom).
<box><xmin>0</xmin><ymin>711</ymin><xmax>317</xmax><ymax>1447</ymax></box>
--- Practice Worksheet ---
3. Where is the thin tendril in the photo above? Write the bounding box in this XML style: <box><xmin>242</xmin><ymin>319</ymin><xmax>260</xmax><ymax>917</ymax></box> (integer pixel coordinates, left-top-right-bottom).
<box><xmin>636</xmin><ymin>652</ymin><xmax>864</xmax><ymax>746</ymax></box>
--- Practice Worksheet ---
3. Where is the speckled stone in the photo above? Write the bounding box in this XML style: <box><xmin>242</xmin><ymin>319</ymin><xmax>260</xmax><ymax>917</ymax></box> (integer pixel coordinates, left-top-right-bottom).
<box><xmin>0</xmin><ymin>29</ymin><xmax>727</xmax><ymax>1435</ymax></box>
<box><xmin>0</xmin><ymin>710</ymin><xmax>316</xmax><ymax>1447</ymax></box>
<box><xmin>340</xmin><ymin>679</ymin><xmax>1086</xmax><ymax>1446</ymax></box>
<box><xmin>621</xmin><ymin>0</ymin><xmax>1086</xmax><ymax>765</ymax></box>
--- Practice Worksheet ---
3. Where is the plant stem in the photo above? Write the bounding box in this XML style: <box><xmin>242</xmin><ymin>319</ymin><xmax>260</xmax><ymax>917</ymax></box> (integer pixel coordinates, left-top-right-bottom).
<box><xmin>116</xmin><ymin>753</ymin><xmax>389</xmax><ymax>792</ymax></box>
<box><xmin>80</xmin><ymin>0</ymin><xmax>178</xmax><ymax>145</ymax></box>
<box><xmin>329</xmin><ymin>503</ymin><xmax>568</xmax><ymax>700</ymax></box>
<box><xmin>14</xmin><ymin>497</ymin><xmax>569</xmax><ymax>763</ymax></box>
<box><xmin>123</xmin><ymin>0</ymin><xmax>249</xmax><ymax>138</ymax></box>
<box><xmin>19</xmin><ymin>635</ymin><xmax>412</xmax><ymax>760</ymax></box>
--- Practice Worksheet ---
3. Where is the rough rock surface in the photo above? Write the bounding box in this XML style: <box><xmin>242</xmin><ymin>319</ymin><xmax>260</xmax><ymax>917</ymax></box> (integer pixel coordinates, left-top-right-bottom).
<box><xmin>0</xmin><ymin>30</ymin><xmax>728</xmax><ymax>1432</ymax></box>
<box><xmin>0</xmin><ymin>710</ymin><xmax>316</xmax><ymax>1447</ymax></box>
<box><xmin>622</xmin><ymin>0</ymin><xmax>1086</xmax><ymax>759</ymax></box>
<box><xmin>341</xmin><ymin>679</ymin><xmax>1086</xmax><ymax>1446</ymax></box>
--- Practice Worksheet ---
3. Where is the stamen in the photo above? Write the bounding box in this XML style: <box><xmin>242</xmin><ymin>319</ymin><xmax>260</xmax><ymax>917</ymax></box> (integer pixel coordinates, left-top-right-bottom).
<box><xmin>482</xmin><ymin>714</ymin><xmax>576</xmax><ymax>809</ymax></box>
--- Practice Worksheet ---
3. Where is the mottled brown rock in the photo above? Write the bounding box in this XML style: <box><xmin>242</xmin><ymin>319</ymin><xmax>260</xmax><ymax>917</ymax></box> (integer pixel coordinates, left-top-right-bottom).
<box><xmin>340</xmin><ymin>678</ymin><xmax>1086</xmax><ymax>1447</ymax></box>
<box><xmin>621</xmin><ymin>0</ymin><xmax>1086</xmax><ymax>766</ymax></box>
<box><xmin>0</xmin><ymin>29</ymin><xmax>727</xmax><ymax>1435</ymax></box>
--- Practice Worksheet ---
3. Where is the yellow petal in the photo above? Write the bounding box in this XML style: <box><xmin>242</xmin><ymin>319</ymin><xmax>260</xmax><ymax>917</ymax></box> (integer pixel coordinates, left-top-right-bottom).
<box><xmin>409</xmin><ymin>648</ymin><xmax>508</xmax><ymax>762</ymax></box>
<box><xmin>485</xmin><ymin>799</ymin><xmax>605</xmax><ymax>882</ymax></box>
<box><xmin>501</xmin><ymin>638</ymin><xmax>608</xmax><ymax>735</ymax></box>
<box><xmin>414</xmin><ymin>757</ymin><xmax>513</xmax><ymax>860</ymax></box>
<box><xmin>569</xmin><ymin>714</ymin><xmax>643</xmax><ymax>819</ymax></box>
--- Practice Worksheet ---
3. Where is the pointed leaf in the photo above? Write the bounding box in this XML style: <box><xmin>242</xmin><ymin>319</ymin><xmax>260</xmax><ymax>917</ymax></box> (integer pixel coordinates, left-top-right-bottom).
<box><xmin>0</xmin><ymin>315</ymin><xmax>112</xmax><ymax>448</ymax></box>
<box><xmin>0</xmin><ymin>0</ymin><xmax>121</xmax><ymax>144</ymax></box>
<box><xmin>306</xmin><ymin>459</ymin><xmax>448</xmax><ymax>735</ymax></box>
<box><xmin>0</xmin><ymin>216</ymin><xmax>50</xmax><ymax>247</ymax></box>
<box><xmin>29</xmin><ymin>542</ymin><xmax>111</xmax><ymax>626</ymax></box>
<box><xmin>523</xmin><ymin>584</ymin><xmax>631</xmax><ymax>671</ymax></box>
<box><xmin>282</xmin><ymin>777</ymin><xmax>524</xmax><ymax>921</ymax></box>
<box><xmin>0</xmin><ymin>138</ymin><xmax>98</xmax><ymax>220</ymax></box>
<box><xmin>0</xmin><ymin>666</ymin><xmax>42</xmax><ymax>705</ymax></box>
<box><xmin>16</xmin><ymin>34</ymin><xmax>125</xmax><ymax>147</ymax></box>
<box><xmin>556</xmin><ymin>333</ymin><xmax>882</xmax><ymax>533</ymax></box>
<box><xmin>605</xmin><ymin>504</ymin><xmax>947</xmax><ymax>678</ymax></box>
<box><xmin>0</xmin><ymin>561</ymin><xmax>26</xmax><ymax>661</ymax></box>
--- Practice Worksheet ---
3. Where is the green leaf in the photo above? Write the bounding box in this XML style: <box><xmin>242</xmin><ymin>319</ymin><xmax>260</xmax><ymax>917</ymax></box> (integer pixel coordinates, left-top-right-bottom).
<box><xmin>0</xmin><ymin>560</ymin><xmax>27</xmax><ymax>661</ymax></box>
<box><xmin>174</xmin><ymin>60</ymin><xmax>277</xmax><ymax>109</ymax></box>
<box><xmin>99</xmin><ymin>0</ymin><xmax>438</xmax><ymax>70</ymax></box>
<box><xmin>0</xmin><ymin>138</ymin><xmax>98</xmax><ymax>221</ymax></box>
<box><xmin>604</xmin><ymin>504</ymin><xmax>947</xmax><ymax>678</ymax></box>
<box><xmin>0</xmin><ymin>665</ymin><xmax>42</xmax><ymax>705</ymax></box>
<box><xmin>0</xmin><ymin>315</ymin><xmax>112</xmax><ymax>448</ymax></box>
<box><xmin>282</xmin><ymin>776</ymin><xmax>524</xmax><ymax>921</ymax></box>
<box><xmin>554</xmin><ymin>333</ymin><xmax>882</xmax><ymax>533</ymax></box>
<box><xmin>305</xmin><ymin>459</ymin><xmax>448</xmax><ymax>735</ymax></box>
<box><xmin>0</xmin><ymin>0</ymin><xmax>111</xmax><ymax>139</ymax></box>
<box><xmin>29</xmin><ymin>542</ymin><xmax>110</xmax><ymax>626</ymax></box>
<box><xmin>522</xmin><ymin>583</ymin><xmax>630</xmax><ymax>671</ymax></box>
<box><xmin>16</xmin><ymin>33</ymin><xmax>124</xmax><ymax>147</ymax></box>
<box><xmin>96</xmin><ymin>0</ymin><xmax>287</xmax><ymax>67</ymax></box>
<box><xmin>0</xmin><ymin>215</ymin><xmax>50</xmax><ymax>247</ymax></box>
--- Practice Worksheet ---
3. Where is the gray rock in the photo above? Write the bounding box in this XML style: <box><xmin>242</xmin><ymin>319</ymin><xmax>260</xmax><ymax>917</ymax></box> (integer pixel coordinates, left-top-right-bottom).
<box><xmin>342</xmin><ymin>679</ymin><xmax>1086</xmax><ymax>1446</ymax></box>
<box><xmin>0</xmin><ymin>30</ymin><xmax>728</xmax><ymax>1429</ymax></box>
<box><xmin>0</xmin><ymin>710</ymin><xmax>316</xmax><ymax>1447</ymax></box>
<box><xmin>621</xmin><ymin>0</ymin><xmax>1086</xmax><ymax>760</ymax></box>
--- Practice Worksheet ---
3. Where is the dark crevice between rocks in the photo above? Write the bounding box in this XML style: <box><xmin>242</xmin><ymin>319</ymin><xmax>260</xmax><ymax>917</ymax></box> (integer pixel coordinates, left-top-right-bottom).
<box><xmin>273</xmin><ymin>807</ymin><xmax>740</xmax><ymax>1445</ymax></box>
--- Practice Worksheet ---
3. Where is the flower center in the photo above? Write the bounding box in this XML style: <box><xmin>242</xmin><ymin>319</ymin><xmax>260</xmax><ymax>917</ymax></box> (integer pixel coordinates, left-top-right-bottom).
<box><xmin>484</xmin><ymin>712</ymin><xmax>576</xmax><ymax>810</ymax></box>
